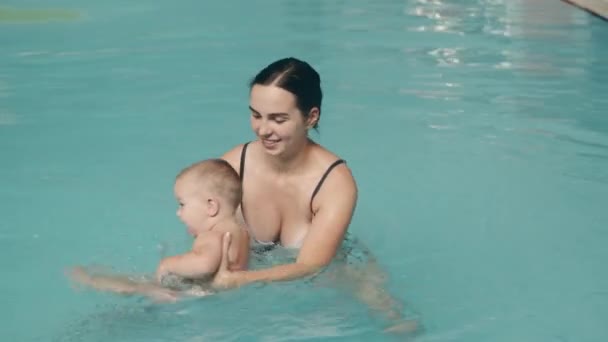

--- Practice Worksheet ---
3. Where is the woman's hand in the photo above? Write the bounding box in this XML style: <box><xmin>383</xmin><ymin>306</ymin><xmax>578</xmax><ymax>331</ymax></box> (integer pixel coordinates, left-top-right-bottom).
<box><xmin>211</xmin><ymin>232</ymin><xmax>243</xmax><ymax>290</ymax></box>
<box><xmin>155</xmin><ymin>259</ymin><xmax>170</xmax><ymax>283</ymax></box>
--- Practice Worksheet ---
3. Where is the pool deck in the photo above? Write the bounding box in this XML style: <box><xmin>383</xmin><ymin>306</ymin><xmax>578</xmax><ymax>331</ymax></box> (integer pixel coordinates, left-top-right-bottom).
<box><xmin>563</xmin><ymin>0</ymin><xmax>608</xmax><ymax>19</ymax></box>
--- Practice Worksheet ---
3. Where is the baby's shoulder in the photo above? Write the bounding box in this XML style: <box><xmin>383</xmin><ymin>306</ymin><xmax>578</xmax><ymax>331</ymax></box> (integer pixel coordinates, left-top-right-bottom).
<box><xmin>192</xmin><ymin>231</ymin><xmax>224</xmax><ymax>251</ymax></box>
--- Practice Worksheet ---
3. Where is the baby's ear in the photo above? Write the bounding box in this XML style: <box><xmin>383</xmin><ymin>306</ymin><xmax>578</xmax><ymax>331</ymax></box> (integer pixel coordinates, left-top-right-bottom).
<box><xmin>207</xmin><ymin>198</ymin><xmax>220</xmax><ymax>217</ymax></box>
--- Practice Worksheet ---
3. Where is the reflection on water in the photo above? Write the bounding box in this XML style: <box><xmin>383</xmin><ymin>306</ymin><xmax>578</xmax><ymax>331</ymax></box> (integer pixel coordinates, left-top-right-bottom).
<box><xmin>0</xmin><ymin>78</ymin><xmax>14</xmax><ymax>125</ymax></box>
<box><xmin>0</xmin><ymin>7</ymin><xmax>81</xmax><ymax>23</ymax></box>
<box><xmin>0</xmin><ymin>111</ymin><xmax>17</xmax><ymax>125</ymax></box>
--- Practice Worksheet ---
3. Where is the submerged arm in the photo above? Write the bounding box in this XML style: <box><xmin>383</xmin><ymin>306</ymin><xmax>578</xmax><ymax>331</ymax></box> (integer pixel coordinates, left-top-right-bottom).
<box><xmin>70</xmin><ymin>266</ymin><xmax>142</xmax><ymax>294</ymax></box>
<box><xmin>69</xmin><ymin>266</ymin><xmax>178</xmax><ymax>302</ymax></box>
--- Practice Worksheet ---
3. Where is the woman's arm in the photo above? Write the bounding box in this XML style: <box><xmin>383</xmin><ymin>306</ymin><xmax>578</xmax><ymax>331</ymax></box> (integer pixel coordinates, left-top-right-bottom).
<box><xmin>212</xmin><ymin>165</ymin><xmax>357</xmax><ymax>288</ymax></box>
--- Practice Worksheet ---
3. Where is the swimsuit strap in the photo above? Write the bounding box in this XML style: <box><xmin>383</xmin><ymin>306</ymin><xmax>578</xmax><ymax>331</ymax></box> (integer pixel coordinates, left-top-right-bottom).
<box><xmin>239</xmin><ymin>142</ymin><xmax>250</xmax><ymax>182</ymax></box>
<box><xmin>238</xmin><ymin>142</ymin><xmax>251</xmax><ymax>220</ymax></box>
<box><xmin>310</xmin><ymin>159</ymin><xmax>346</xmax><ymax>213</ymax></box>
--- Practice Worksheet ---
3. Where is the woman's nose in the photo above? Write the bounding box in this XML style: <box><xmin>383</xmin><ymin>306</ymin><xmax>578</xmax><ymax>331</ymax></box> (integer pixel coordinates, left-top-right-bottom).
<box><xmin>258</xmin><ymin>120</ymin><xmax>271</xmax><ymax>136</ymax></box>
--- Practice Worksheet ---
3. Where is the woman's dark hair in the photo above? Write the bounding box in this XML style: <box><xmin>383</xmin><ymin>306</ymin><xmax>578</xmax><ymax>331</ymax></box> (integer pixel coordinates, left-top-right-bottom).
<box><xmin>249</xmin><ymin>57</ymin><xmax>322</xmax><ymax>129</ymax></box>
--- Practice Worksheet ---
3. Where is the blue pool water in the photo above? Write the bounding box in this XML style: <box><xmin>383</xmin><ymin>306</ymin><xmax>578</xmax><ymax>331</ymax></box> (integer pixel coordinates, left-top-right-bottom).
<box><xmin>1</xmin><ymin>0</ymin><xmax>607</xmax><ymax>341</ymax></box>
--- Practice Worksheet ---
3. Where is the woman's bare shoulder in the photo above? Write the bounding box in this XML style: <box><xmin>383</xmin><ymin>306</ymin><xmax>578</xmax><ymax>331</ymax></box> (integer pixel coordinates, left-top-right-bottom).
<box><xmin>221</xmin><ymin>143</ymin><xmax>248</xmax><ymax>172</ymax></box>
<box><xmin>311</xmin><ymin>142</ymin><xmax>353</xmax><ymax>173</ymax></box>
<box><xmin>310</xmin><ymin>142</ymin><xmax>357</xmax><ymax>201</ymax></box>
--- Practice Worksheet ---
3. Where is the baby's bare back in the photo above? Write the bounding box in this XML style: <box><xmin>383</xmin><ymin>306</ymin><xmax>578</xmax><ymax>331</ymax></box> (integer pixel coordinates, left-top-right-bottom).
<box><xmin>193</xmin><ymin>220</ymin><xmax>249</xmax><ymax>272</ymax></box>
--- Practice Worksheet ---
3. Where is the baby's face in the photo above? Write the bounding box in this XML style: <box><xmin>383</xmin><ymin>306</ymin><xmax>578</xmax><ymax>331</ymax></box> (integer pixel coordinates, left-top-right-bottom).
<box><xmin>174</xmin><ymin>177</ymin><xmax>210</xmax><ymax>236</ymax></box>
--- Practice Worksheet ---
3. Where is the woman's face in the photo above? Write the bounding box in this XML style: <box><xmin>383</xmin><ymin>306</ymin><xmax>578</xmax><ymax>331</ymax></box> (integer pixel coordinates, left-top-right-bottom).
<box><xmin>249</xmin><ymin>84</ymin><xmax>316</xmax><ymax>157</ymax></box>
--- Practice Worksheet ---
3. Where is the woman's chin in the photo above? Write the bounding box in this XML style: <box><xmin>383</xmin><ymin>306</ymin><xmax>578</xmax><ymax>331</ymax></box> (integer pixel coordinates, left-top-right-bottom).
<box><xmin>264</xmin><ymin>148</ymin><xmax>282</xmax><ymax>156</ymax></box>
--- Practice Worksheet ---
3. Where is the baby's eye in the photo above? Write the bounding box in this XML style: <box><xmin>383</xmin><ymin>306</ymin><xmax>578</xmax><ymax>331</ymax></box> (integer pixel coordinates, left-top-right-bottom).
<box><xmin>179</xmin><ymin>202</ymin><xmax>184</xmax><ymax>207</ymax></box>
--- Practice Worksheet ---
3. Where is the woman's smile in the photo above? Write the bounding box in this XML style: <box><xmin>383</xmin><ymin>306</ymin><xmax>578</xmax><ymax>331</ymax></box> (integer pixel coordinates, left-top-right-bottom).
<box><xmin>262</xmin><ymin>138</ymin><xmax>280</xmax><ymax>149</ymax></box>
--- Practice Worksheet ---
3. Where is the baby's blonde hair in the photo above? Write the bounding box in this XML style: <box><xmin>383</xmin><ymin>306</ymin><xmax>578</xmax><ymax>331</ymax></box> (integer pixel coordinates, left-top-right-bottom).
<box><xmin>176</xmin><ymin>159</ymin><xmax>242</xmax><ymax>210</ymax></box>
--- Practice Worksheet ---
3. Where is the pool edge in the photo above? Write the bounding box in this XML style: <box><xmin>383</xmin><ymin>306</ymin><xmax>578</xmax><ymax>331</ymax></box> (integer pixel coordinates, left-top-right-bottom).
<box><xmin>562</xmin><ymin>0</ymin><xmax>608</xmax><ymax>20</ymax></box>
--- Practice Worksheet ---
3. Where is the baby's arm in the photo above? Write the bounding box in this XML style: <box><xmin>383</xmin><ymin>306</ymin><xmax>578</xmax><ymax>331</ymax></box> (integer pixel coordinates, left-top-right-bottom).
<box><xmin>156</xmin><ymin>232</ymin><xmax>222</xmax><ymax>282</ymax></box>
<box><xmin>69</xmin><ymin>266</ymin><xmax>178</xmax><ymax>302</ymax></box>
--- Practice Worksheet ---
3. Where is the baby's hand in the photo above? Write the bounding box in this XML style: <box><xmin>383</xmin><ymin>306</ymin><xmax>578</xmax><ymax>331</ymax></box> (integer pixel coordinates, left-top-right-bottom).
<box><xmin>68</xmin><ymin>266</ymin><xmax>93</xmax><ymax>288</ymax></box>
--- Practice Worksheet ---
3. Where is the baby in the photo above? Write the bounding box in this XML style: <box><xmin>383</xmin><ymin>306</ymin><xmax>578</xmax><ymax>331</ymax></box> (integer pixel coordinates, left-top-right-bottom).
<box><xmin>70</xmin><ymin>158</ymin><xmax>249</xmax><ymax>301</ymax></box>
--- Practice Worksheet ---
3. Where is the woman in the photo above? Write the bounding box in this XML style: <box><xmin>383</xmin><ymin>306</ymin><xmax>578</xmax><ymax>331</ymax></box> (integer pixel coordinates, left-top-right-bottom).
<box><xmin>213</xmin><ymin>57</ymin><xmax>357</xmax><ymax>286</ymax></box>
<box><xmin>212</xmin><ymin>57</ymin><xmax>415</xmax><ymax>332</ymax></box>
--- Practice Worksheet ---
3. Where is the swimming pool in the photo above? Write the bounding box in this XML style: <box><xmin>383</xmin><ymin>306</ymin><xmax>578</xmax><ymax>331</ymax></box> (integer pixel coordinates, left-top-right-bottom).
<box><xmin>1</xmin><ymin>0</ymin><xmax>607</xmax><ymax>340</ymax></box>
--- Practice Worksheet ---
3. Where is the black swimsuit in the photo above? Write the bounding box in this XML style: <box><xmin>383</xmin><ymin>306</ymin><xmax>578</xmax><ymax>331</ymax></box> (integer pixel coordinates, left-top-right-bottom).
<box><xmin>239</xmin><ymin>141</ymin><xmax>346</xmax><ymax>246</ymax></box>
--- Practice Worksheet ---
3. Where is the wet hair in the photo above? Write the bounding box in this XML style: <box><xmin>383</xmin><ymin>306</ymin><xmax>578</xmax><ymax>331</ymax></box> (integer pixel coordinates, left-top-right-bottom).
<box><xmin>176</xmin><ymin>159</ymin><xmax>242</xmax><ymax>210</ymax></box>
<box><xmin>249</xmin><ymin>57</ymin><xmax>322</xmax><ymax>129</ymax></box>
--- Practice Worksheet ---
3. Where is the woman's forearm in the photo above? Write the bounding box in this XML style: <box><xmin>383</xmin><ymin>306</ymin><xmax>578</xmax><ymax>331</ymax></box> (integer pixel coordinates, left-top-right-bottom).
<box><xmin>238</xmin><ymin>262</ymin><xmax>320</xmax><ymax>285</ymax></box>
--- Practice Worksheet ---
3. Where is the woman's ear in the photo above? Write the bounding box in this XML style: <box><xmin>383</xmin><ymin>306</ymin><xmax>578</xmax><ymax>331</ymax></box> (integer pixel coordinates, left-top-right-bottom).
<box><xmin>306</xmin><ymin>107</ymin><xmax>320</xmax><ymax>129</ymax></box>
<box><xmin>207</xmin><ymin>198</ymin><xmax>220</xmax><ymax>217</ymax></box>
